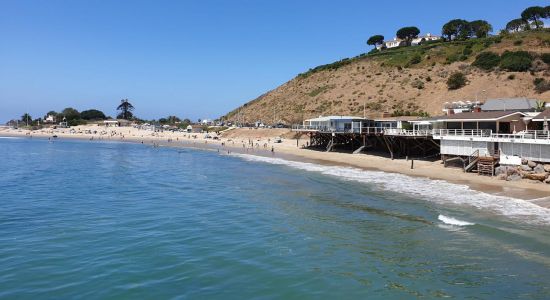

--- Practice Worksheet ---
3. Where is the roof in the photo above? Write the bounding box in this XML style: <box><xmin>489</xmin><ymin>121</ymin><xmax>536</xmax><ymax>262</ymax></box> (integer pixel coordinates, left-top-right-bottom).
<box><xmin>533</xmin><ymin>109</ymin><xmax>550</xmax><ymax>121</ymax></box>
<box><xmin>429</xmin><ymin>111</ymin><xmax>526</xmax><ymax>122</ymax></box>
<box><xmin>305</xmin><ymin>116</ymin><xmax>369</xmax><ymax>122</ymax></box>
<box><xmin>480</xmin><ymin>98</ymin><xmax>538</xmax><ymax>111</ymax></box>
<box><xmin>374</xmin><ymin>116</ymin><xmax>422</xmax><ymax>122</ymax></box>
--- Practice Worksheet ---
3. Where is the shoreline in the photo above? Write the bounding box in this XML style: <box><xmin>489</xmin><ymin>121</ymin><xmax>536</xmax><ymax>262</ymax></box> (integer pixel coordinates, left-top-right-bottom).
<box><xmin>2</xmin><ymin>126</ymin><xmax>550</xmax><ymax>208</ymax></box>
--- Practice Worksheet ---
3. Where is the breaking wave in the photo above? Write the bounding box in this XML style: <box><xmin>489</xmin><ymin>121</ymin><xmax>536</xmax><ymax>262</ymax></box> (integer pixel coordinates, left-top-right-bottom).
<box><xmin>230</xmin><ymin>153</ymin><xmax>550</xmax><ymax>226</ymax></box>
<box><xmin>438</xmin><ymin>214</ymin><xmax>475</xmax><ymax>226</ymax></box>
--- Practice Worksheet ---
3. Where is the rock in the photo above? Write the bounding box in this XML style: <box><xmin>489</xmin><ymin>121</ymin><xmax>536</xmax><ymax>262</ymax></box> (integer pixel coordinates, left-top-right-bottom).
<box><xmin>520</xmin><ymin>165</ymin><xmax>532</xmax><ymax>172</ymax></box>
<box><xmin>545</xmin><ymin>177</ymin><xmax>550</xmax><ymax>184</ymax></box>
<box><xmin>507</xmin><ymin>174</ymin><xmax>522</xmax><ymax>181</ymax></box>
<box><xmin>544</xmin><ymin>164</ymin><xmax>550</xmax><ymax>173</ymax></box>
<box><xmin>507</xmin><ymin>167</ymin><xmax>519</xmax><ymax>176</ymax></box>
<box><xmin>524</xmin><ymin>173</ymin><xmax>547</xmax><ymax>181</ymax></box>
<box><xmin>533</xmin><ymin>164</ymin><xmax>546</xmax><ymax>174</ymax></box>
<box><xmin>495</xmin><ymin>166</ymin><xmax>506</xmax><ymax>176</ymax></box>
<box><xmin>527</xmin><ymin>160</ymin><xmax>537</xmax><ymax>168</ymax></box>
<box><xmin>521</xmin><ymin>158</ymin><xmax>528</xmax><ymax>165</ymax></box>
<box><xmin>497</xmin><ymin>174</ymin><xmax>507</xmax><ymax>180</ymax></box>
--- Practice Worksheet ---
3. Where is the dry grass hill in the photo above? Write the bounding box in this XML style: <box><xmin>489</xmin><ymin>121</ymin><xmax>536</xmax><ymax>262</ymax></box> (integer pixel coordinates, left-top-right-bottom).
<box><xmin>223</xmin><ymin>30</ymin><xmax>550</xmax><ymax>124</ymax></box>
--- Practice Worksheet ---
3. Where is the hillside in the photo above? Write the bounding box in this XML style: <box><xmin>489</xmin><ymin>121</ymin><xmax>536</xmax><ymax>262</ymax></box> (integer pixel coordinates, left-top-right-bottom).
<box><xmin>224</xmin><ymin>30</ymin><xmax>550</xmax><ymax>124</ymax></box>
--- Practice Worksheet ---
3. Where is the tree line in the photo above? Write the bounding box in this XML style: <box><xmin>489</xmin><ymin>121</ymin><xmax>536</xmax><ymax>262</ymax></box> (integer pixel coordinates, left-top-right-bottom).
<box><xmin>14</xmin><ymin>98</ymin><xmax>195</xmax><ymax>128</ymax></box>
<box><xmin>367</xmin><ymin>5</ymin><xmax>549</xmax><ymax>50</ymax></box>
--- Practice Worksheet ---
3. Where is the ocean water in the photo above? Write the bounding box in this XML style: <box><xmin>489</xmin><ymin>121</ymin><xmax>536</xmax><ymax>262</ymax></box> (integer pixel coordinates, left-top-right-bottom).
<box><xmin>1</xmin><ymin>137</ymin><xmax>550</xmax><ymax>299</ymax></box>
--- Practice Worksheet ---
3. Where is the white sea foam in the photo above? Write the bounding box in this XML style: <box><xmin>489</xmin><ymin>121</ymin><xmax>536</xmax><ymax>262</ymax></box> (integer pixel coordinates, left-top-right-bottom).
<box><xmin>231</xmin><ymin>153</ymin><xmax>550</xmax><ymax>226</ymax></box>
<box><xmin>438</xmin><ymin>215</ymin><xmax>474</xmax><ymax>226</ymax></box>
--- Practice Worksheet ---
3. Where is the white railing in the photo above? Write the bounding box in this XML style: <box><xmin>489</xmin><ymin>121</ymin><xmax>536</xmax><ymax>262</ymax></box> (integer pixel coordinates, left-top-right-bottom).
<box><xmin>291</xmin><ymin>125</ymin><xmax>362</xmax><ymax>133</ymax></box>
<box><xmin>384</xmin><ymin>129</ymin><xmax>434</xmax><ymax>136</ymax></box>
<box><xmin>493</xmin><ymin>130</ymin><xmax>550</xmax><ymax>141</ymax></box>
<box><xmin>433</xmin><ymin>129</ymin><xmax>492</xmax><ymax>137</ymax></box>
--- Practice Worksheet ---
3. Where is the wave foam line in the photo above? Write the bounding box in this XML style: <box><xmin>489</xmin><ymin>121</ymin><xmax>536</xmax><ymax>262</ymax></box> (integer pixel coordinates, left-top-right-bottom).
<box><xmin>438</xmin><ymin>215</ymin><xmax>474</xmax><ymax>226</ymax></box>
<box><xmin>231</xmin><ymin>153</ymin><xmax>550</xmax><ymax>226</ymax></box>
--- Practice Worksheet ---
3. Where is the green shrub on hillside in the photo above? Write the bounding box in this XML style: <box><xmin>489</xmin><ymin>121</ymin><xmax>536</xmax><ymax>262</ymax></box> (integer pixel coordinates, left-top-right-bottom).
<box><xmin>534</xmin><ymin>78</ymin><xmax>550</xmax><ymax>93</ymax></box>
<box><xmin>500</xmin><ymin>51</ymin><xmax>533</xmax><ymax>72</ymax></box>
<box><xmin>447</xmin><ymin>72</ymin><xmax>467</xmax><ymax>90</ymax></box>
<box><xmin>541</xmin><ymin>53</ymin><xmax>550</xmax><ymax>65</ymax></box>
<box><xmin>472</xmin><ymin>51</ymin><xmax>501</xmax><ymax>70</ymax></box>
<box><xmin>409</xmin><ymin>54</ymin><xmax>422</xmax><ymax>65</ymax></box>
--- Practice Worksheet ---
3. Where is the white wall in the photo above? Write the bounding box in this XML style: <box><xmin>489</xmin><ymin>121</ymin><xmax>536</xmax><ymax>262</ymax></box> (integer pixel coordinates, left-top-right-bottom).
<box><xmin>500</xmin><ymin>142</ymin><xmax>550</xmax><ymax>163</ymax></box>
<box><xmin>441</xmin><ymin>139</ymin><xmax>493</xmax><ymax>156</ymax></box>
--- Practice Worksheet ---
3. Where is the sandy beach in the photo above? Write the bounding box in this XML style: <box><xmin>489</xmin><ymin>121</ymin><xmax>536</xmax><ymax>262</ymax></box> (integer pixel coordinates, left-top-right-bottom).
<box><xmin>2</xmin><ymin>125</ymin><xmax>549</xmax><ymax>208</ymax></box>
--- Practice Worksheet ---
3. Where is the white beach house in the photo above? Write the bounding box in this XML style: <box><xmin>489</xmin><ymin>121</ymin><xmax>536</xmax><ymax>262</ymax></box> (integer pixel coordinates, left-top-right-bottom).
<box><xmin>295</xmin><ymin>116</ymin><xmax>373</xmax><ymax>133</ymax></box>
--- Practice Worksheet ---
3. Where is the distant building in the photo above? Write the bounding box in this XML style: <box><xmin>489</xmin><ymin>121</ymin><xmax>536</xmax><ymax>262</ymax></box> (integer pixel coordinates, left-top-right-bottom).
<box><xmin>411</xmin><ymin>33</ymin><xmax>440</xmax><ymax>46</ymax></box>
<box><xmin>44</xmin><ymin>114</ymin><xmax>56</xmax><ymax>123</ymax></box>
<box><xmin>376</xmin><ymin>33</ymin><xmax>440</xmax><ymax>50</ymax></box>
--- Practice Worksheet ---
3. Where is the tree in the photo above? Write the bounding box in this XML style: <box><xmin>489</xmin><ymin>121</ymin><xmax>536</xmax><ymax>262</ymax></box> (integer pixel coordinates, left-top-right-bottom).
<box><xmin>61</xmin><ymin>107</ymin><xmax>80</xmax><ymax>121</ymax></box>
<box><xmin>116</xmin><ymin>99</ymin><xmax>134</xmax><ymax>120</ymax></box>
<box><xmin>21</xmin><ymin>113</ymin><xmax>32</xmax><ymax>125</ymax></box>
<box><xmin>506</xmin><ymin>18</ymin><xmax>528</xmax><ymax>32</ymax></box>
<box><xmin>167</xmin><ymin>115</ymin><xmax>181</xmax><ymax>124</ymax></box>
<box><xmin>396</xmin><ymin>27</ymin><xmax>420</xmax><ymax>46</ymax></box>
<box><xmin>367</xmin><ymin>35</ymin><xmax>385</xmax><ymax>49</ymax></box>
<box><xmin>469</xmin><ymin>20</ymin><xmax>493</xmax><ymax>38</ymax></box>
<box><xmin>442</xmin><ymin>19</ymin><xmax>470</xmax><ymax>40</ymax></box>
<box><xmin>521</xmin><ymin>6</ymin><xmax>546</xmax><ymax>29</ymax></box>
<box><xmin>80</xmin><ymin>109</ymin><xmax>106</xmax><ymax>120</ymax></box>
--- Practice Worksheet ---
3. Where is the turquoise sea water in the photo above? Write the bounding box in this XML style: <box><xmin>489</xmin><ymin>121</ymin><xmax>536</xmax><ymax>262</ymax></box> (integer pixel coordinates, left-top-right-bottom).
<box><xmin>1</xmin><ymin>137</ymin><xmax>550</xmax><ymax>299</ymax></box>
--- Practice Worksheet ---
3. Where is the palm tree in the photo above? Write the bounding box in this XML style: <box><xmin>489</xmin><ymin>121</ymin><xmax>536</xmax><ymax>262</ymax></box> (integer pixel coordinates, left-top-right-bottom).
<box><xmin>21</xmin><ymin>113</ymin><xmax>32</xmax><ymax>126</ymax></box>
<box><xmin>116</xmin><ymin>99</ymin><xmax>135</xmax><ymax>120</ymax></box>
<box><xmin>535</xmin><ymin>100</ymin><xmax>546</xmax><ymax>112</ymax></box>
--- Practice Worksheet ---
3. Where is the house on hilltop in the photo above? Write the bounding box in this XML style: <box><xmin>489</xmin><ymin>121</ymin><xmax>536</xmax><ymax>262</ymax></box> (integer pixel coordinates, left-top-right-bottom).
<box><xmin>376</xmin><ymin>33</ymin><xmax>440</xmax><ymax>50</ymax></box>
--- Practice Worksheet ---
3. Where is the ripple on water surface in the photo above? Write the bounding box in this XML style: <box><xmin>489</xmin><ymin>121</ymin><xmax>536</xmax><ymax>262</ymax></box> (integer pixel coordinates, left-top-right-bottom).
<box><xmin>0</xmin><ymin>138</ymin><xmax>550</xmax><ymax>299</ymax></box>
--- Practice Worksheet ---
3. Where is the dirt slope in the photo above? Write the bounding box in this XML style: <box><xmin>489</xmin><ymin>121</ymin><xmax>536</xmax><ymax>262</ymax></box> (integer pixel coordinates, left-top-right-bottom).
<box><xmin>224</xmin><ymin>30</ymin><xmax>550</xmax><ymax>124</ymax></box>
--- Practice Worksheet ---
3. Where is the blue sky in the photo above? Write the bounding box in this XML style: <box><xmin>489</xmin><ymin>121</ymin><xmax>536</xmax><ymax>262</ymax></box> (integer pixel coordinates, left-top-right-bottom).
<box><xmin>0</xmin><ymin>0</ymin><xmax>547</xmax><ymax>122</ymax></box>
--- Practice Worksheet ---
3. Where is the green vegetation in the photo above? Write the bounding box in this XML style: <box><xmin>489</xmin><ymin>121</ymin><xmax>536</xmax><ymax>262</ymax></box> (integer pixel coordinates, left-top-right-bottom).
<box><xmin>534</xmin><ymin>78</ymin><xmax>550</xmax><ymax>94</ymax></box>
<box><xmin>500</xmin><ymin>51</ymin><xmax>533</xmax><ymax>72</ymax></box>
<box><xmin>469</xmin><ymin>20</ymin><xmax>493</xmax><ymax>38</ymax></box>
<box><xmin>442</xmin><ymin>19</ymin><xmax>472</xmax><ymax>40</ymax></box>
<box><xmin>506</xmin><ymin>19</ymin><xmax>528</xmax><ymax>32</ymax></box>
<box><xmin>116</xmin><ymin>99</ymin><xmax>134</xmax><ymax>120</ymax></box>
<box><xmin>367</xmin><ymin>35</ymin><xmax>384</xmax><ymax>49</ymax></box>
<box><xmin>396</xmin><ymin>26</ymin><xmax>420</xmax><ymax>46</ymax></box>
<box><xmin>296</xmin><ymin>3</ymin><xmax>548</xmax><ymax>78</ymax></box>
<box><xmin>80</xmin><ymin>109</ymin><xmax>106</xmax><ymax>120</ymax></box>
<box><xmin>391</xmin><ymin>110</ymin><xmax>429</xmax><ymax>117</ymax></box>
<box><xmin>472</xmin><ymin>51</ymin><xmax>500</xmax><ymax>70</ymax></box>
<box><xmin>541</xmin><ymin>53</ymin><xmax>550</xmax><ymax>64</ymax></box>
<box><xmin>535</xmin><ymin>100</ymin><xmax>547</xmax><ymax>112</ymax></box>
<box><xmin>408</xmin><ymin>54</ymin><xmax>422</xmax><ymax>65</ymax></box>
<box><xmin>521</xmin><ymin>6</ymin><xmax>546</xmax><ymax>29</ymax></box>
<box><xmin>447</xmin><ymin>72</ymin><xmax>467</xmax><ymax>90</ymax></box>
